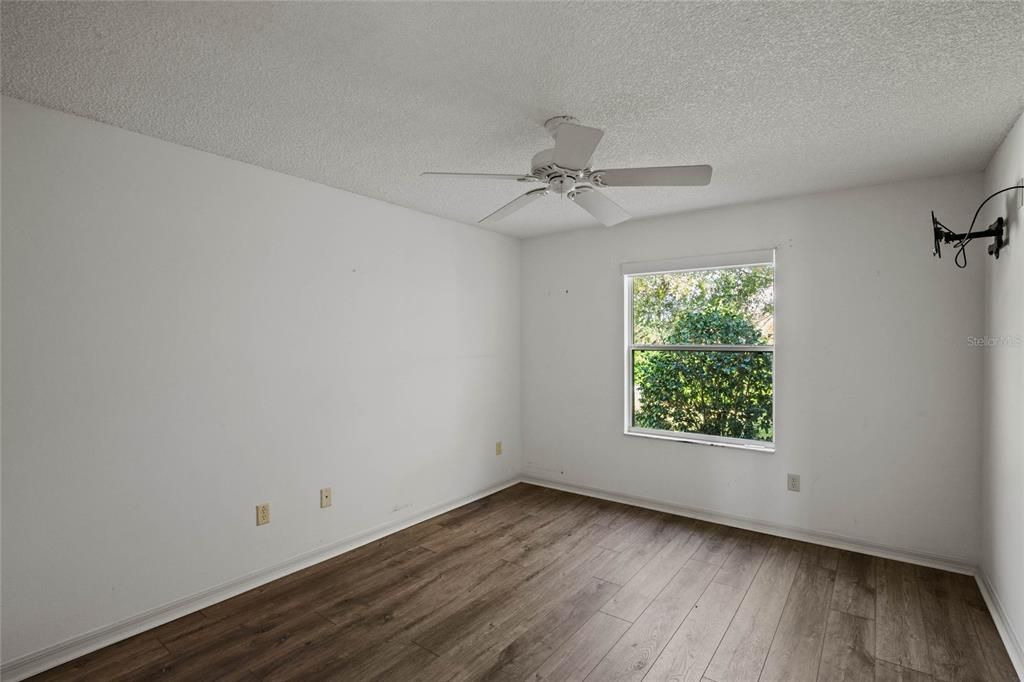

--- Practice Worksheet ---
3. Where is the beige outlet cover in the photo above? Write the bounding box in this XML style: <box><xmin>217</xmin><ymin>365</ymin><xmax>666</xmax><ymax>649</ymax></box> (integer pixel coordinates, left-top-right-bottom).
<box><xmin>256</xmin><ymin>503</ymin><xmax>270</xmax><ymax>526</ymax></box>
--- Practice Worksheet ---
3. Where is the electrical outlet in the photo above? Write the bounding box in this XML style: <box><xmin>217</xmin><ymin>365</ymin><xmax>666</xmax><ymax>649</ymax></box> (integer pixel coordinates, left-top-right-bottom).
<box><xmin>787</xmin><ymin>474</ymin><xmax>801</xmax><ymax>492</ymax></box>
<box><xmin>320</xmin><ymin>487</ymin><xmax>332</xmax><ymax>508</ymax></box>
<box><xmin>256</xmin><ymin>503</ymin><xmax>271</xmax><ymax>526</ymax></box>
<box><xmin>495</xmin><ymin>441</ymin><xmax>503</xmax><ymax>456</ymax></box>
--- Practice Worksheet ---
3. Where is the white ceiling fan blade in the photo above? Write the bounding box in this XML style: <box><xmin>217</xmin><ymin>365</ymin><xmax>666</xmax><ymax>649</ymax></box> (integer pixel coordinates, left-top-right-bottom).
<box><xmin>591</xmin><ymin>165</ymin><xmax>713</xmax><ymax>187</ymax></box>
<box><xmin>422</xmin><ymin>171</ymin><xmax>540</xmax><ymax>182</ymax></box>
<box><xmin>552</xmin><ymin>123</ymin><xmax>604</xmax><ymax>171</ymax></box>
<box><xmin>479</xmin><ymin>188</ymin><xmax>548</xmax><ymax>224</ymax></box>
<box><xmin>570</xmin><ymin>188</ymin><xmax>630</xmax><ymax>227</ymax></box>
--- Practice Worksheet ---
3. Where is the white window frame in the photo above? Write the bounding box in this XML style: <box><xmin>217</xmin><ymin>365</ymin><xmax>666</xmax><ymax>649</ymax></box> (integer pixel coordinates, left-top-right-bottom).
<box><xmin>623</xmin><ymin>249</ymin><xmax>776</xmax><ymax>453</ymax></box>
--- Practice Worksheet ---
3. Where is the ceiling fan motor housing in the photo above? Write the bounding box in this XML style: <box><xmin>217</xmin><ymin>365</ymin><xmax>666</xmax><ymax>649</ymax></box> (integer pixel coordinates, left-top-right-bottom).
<box><xmin>531</xmin><ymin>148</ymin><xmax>583</xmax><ymax>194</ymax></box>
<box><xmin>548</xmin><ymin>173</ymin><xmax>578</xmax><ymax>195</ymax></box>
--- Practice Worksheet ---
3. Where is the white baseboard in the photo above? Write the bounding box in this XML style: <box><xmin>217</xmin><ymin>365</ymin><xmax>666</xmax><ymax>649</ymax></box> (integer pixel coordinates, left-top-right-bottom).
<box><xmin>521</xmin><ymin>476</ymin><xmax>977</xmax><ymax>575</ymax></box>
<box><xmin>0</xmin><ymin>477</ymin><xmax>521</xmax><ymax>682</ymax></box>
<box><xmin>976</xmin><ymin>568</ymin><xmax>1024</xmax><ymax>680</ymax></box>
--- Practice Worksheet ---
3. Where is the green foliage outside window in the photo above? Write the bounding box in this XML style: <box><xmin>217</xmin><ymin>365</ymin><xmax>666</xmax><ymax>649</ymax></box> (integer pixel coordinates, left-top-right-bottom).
<box><xmin>630</xmin><ymin>265</ymin><xmax>774</xmax><ymax>442</ymax></box>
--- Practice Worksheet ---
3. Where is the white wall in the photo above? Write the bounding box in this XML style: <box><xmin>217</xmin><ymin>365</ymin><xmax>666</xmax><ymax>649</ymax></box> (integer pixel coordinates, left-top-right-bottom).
<box><xmin>521</xmin><ymin>174</ymin><xmax>986</xmax><ymax>565</ymax></box>
<box><xmin>0</xmin><ymin>97</ymin><xmax>521</xmax><ymax>664</ymax></box>
<box><xmin>981</xmin><ymin>111</ymin><xmax>1024</xmax><ymax>672</ymax></box>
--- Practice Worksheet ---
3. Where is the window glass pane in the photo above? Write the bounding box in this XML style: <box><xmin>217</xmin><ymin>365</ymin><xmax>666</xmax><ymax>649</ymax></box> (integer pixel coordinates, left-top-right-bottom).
<box><xmin>631</xmin><ymin>265</ymin><xmax>774</xmax><ymax>345</ymax></box>
<box><xmin>632</xmin><ymin>349</ymin><xmax>773</xmax><ymax>442</ymax></box>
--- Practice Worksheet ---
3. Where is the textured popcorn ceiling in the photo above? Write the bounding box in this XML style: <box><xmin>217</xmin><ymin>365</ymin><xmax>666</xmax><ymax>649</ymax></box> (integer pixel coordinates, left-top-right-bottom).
<box><xmin>3</xmin><ymin>2</ymin><xmax>1022</xmax><ymax>237</ymax></box>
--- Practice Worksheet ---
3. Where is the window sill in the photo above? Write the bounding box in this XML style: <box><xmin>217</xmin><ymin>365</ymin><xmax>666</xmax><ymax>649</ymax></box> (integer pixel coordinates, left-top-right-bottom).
<box><xmin>624</xmin><ymin>428</ymin><xmax>776</xmax><ymax>453</ymax></box>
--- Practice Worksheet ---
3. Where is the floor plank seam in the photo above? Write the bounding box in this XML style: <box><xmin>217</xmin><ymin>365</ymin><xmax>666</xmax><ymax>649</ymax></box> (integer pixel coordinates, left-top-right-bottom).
<box><xmin>809</xmin><ymin>607</ymin><xmax>831</xmax><ymax>682</ymax></box>
<box><xmin>649</xmin><ymin>580</ymin><xmax>715</xmax><ymax>681</ymax></box>
<box><xmin>754</xmin><ymin>542</ymin><xmax>805</xmax><ymax>682</ymax></box>
<box><xmin>151</xmin><ymin>632</ymin><xmax>182</xmax><ymax>654</ymax></box>
<box><xmin>580</xmin><ymin>613</ymin><xmax>634</xmax><ymax>682</ymax></box>
<box><xmin>603</xmin><ymin>548</ymin><xmax>689</xmax><ymax>628</ymax></box>
<box><xmin>527</xmin><ymin>573</ymin><xmax>625</xmax><ymax>680</ymax></box>
<box><xmin>597</xmin><ymin>610</ymin><xmax>633</xmax><ymax>625</ymax></box>
<box><xmin>912</xmin><ymin>567</ymin><xmax>936</xmax><ymax>679</ymax></box>
<box><xmin>702</xmin><ymin>541</ymin><xmax>773</xmax><ymax>682</ymax></box>
<box><xmin>817</xmin><ymin>567</ymin><xmax>843</xmax><ymax>682</ymax></box>
<box><xmin>966</xmin><ymin>606</ymin><xmax>1003</xmax><ymax>680</ymax></box>
<box><xmin>641</xmin><ymin>527</ymin><xmax>749</xmax><ymax>682</ymax></box>
<box><xmin>803</xmin><ymin>560</ymin><xmax>837</xmax><ymax>682</ymax></box>
<box><xmin>408</xmin><ymin>640</ymin><xmax>441</xmax><ymax>660</ymax></box>
<box><xmin>874</xmin><ymin>558</ymin><xmax>883</xmax><ymax>681</ymax></box>
<box><xmin>691</xmin><ymin>531</ymin><xmax>768</xmax><ymax>682</ymax></box>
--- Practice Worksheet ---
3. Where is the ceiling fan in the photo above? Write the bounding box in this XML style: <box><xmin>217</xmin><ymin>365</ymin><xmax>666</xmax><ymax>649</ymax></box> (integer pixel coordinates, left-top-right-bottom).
<box><xmin>422</xmin><ymin>116</ymin><xmax>712</xmax><ymax>227</ymax></box>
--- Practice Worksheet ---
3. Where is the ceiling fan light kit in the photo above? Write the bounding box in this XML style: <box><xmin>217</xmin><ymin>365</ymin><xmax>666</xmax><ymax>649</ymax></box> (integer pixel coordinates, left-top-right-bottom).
<box><xmin>423</xmin><ymin>115</ymin><xmax>713</xmax><ymax>228</ymax></box>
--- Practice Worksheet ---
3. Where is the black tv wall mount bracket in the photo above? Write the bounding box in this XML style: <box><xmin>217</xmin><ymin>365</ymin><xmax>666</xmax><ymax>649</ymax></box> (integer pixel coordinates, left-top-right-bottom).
<box><xmin>931</xmin><ymin>184</ymin><xmax>1023</xmax><ymax>269</ymax></box>
<box><xmin>932</xmin><ymin>212</ymin><xmax>1004</xmax><ymax>260</ymax></box>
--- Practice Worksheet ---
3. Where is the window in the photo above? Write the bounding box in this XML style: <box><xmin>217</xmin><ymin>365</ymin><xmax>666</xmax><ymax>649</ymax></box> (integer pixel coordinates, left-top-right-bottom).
<box><xmin>624</xmin><ymin>251</ymin><xmax>775</xmax><ymax>450</ymax></box>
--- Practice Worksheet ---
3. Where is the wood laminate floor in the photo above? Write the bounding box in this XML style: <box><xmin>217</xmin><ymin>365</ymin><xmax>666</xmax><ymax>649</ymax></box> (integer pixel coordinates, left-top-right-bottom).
<box><xmin>31</xmin><ymin>484</ymin><xmax>1018</xmax><ymax>681</ymax></box>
